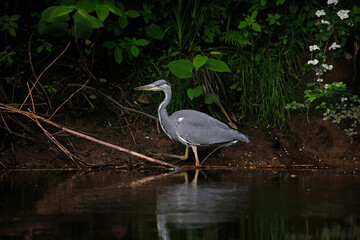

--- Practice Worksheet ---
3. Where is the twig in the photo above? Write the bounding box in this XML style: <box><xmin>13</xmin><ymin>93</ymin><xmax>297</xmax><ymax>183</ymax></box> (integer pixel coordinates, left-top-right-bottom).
<box><xmin>81</xmin><ymin>92</ymin><xmax>95</xmax><ymax>110</ymax></box>
<box><xmin>67</xmin><ymin>84</ymin><xmax>158</xmax><ymax>121</ymax></box>
<box><xmin>0</xmin><ymin>46</ymin><xmax>9</xmax><ymax>59</ymax></box>
<box><xmin>49</xmin><ymin>79</ymin><xmax>89</xmax><ymax>120</ymax></box>
<box><xmin>28</xmin><ymin>36</ymin><xmax>37</xmax><ymax>82</ymax></box>
<box><xmin>0</xmin><ymin>103</ymin><xmax>179</xmax><ymax>169</ymax></box>
<box><xmin>29</xmin><ymin>79</ymin><xmax>52</xmax><ymax>112</ymax></box>
<box><xmin>1</xmin><ymin>113</ymin><xmax>13</xmax><ymax>134</ymax></box>
<box><xmin>73</xmin><ymin>24</ymin><xmax>97</xmax><ymax>81</ymax></box>
<box><xmin>28</xmin><ymin>109</ymin><xmax>82</xmax><ymax>167</ymax></box>
<box><xmin>26</xmin><ymin>82</ymin><xmax>35</xmax><ymax>113</ymax></box>
<box><xmin>201</xmin><ymin>145</ymin><xmax>223</xmax><ymax>165</ymax></box>
<box><xmin>124</xmin><ymin>116</ymin><xmax>136</xmax><ymax>144</ymax></box>
<box><xmin>20</xmin><ymin>42</ymin><xmax>71</xmax><ymax>110</ymax></box>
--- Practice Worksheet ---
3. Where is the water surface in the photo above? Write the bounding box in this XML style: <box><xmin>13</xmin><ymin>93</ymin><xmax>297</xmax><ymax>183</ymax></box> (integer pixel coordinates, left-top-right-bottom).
<box><xmin>0</xmin><ymin>169</ymin><xmax>359</xmax><ymax>239</ymax></box>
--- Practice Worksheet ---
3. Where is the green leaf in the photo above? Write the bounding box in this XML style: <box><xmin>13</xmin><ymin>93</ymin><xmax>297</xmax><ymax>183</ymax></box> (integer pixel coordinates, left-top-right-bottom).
<box><xmin>187</xmin><ymin>85</ymin><xmax>202</xmax><ymax>100</ymax></box>
<box><xmin>114</xmin><ymin>46</ymin><xmax>123</xmax><ymax>64</ymax></box>
<box><xmin>9</xmin><ymin>21</ymin><xmax>18</xmax><ymax>28</ymax></box>
<box><xmin>45</xmin><ymin>44</ymin><xmax>52</xmax><ymax>52</ymax></box>
<box><xmin>193</xmin><ymin>55</ymin><xmax>208</xmax><ymax>70</ymax></box>
<box><xmin>252</xmin><ymin>22</ymin><xmax>261</xmax><ymax>32</ymax></box>
<box><xmin>85</xmin><ymin>48</ymin><xmax>92</xmax><ymax>55</ymax></box>
<box><xmin>238</xmin><ymin>21</ymin><xmax>248</xmax><ymax>29</ymax></box>
<box><xmin>50</xmin><ymin>6</ymin><xmax>74</xmax><ymax>18</ymax></box>
<box><xmin>70</xmin><ymin>22</ymin><xmax>93</xmax><ymax>39</ymax></box>
<box><xmin>118</xmin><ymin>15</ymin><xmax>127</xmax><ymax>29</ymax></box>
<box><xmin>9</xmin><ymin>104</ymin><xmax>19</xmax><ymax>109</ymax></box>
<box><xmin>166</xmin><ymin>59</ymin><xmax>193</xmax><ymax>78</ymax></box>
<box><xmin>76</xmin><ymin>0</ymin><xmax>97</xmax><ymax>13</ymax></box>
<box><xmin>204</xmin><ymin>93</ymin><xmax>218</xmax><ymax>104</ymax></box>
<box><xmin>6</xmin><ymin>56</ymin><xmax>13</xmax><ymax>66</ymax></box>
<box><xmin>130</xmin><ymin>45</ymin><xmax>139</xmax><ymax>57</ymax></box>
<box><xmin>125</xmin><ymin>10</ymin><xmax>140</xmax><ymax>18</ymax></box>
<box><xmin>204</xmin><ymin>59</ymin><xmax>231</xmax><ymax>73</ymax></box>
<box><xmin>38</xmin><ymin>21</ymin><xmax>68</xmax><ymax>36</ymax></box>
<box><xmin>95</xmin><ymin>4</ymin><xmax>110</xmax><ymax>22</ymax></box>
<box><xmin>99</xmin><ymin>78</ymin><xmax>107</xmax><ymax>83</ymax></box>
<box><xmin>89</xmin><ymin>94</ymin><xmax>97</xmax><ymax>99</ymax></box>
<box><xmin>74</xmin><ymin>9</ymin><xmax>103</xmax><ymax>29</ymax></box>
<box><xmin>8</xmin><ymin>27</ymin><xmax>16</xmax><ymax>37</ymax></box>
<box><xmin>40</xmin><ymin>6</ymin><xmax>71</xmax><ymax>23</ymax></box>
<box><xmin>2</xmin><ymin>22</ymin><xmax>9</xmax><ymax>29</ymax></box>
<box><xmin>260</xmin><ymin>0</ymin><xmax>266</xmax><ymax>7</ymax></box>
<box><xmin>145</xmin><ymin>23</ymin><xmax>164</xmax><ymax>39</ymax></box>
<box><xmin>103</xmin><ymin>41</ymin><xmax>115</xmax><ymax>49</ymax></box>
<box><xmin>10</xmin><ymin>15</ymin><xmax>20</xmax><ymax>21</ymax></box>
<box><xmin>274</xmin><ymin>13</ymin><xmax>281</xmax><ymax>19</ymax></box>
<box><xmin>37</xmin><ymin>45</ymin><xmax>43</xmax><ymax>53</ymax></box>
<box><xmin>107</xmin><ymin>3</ymin><xmax>123</xmax><ymax>16</ymax></box>
<box><xmin>134</xmin><ymin>39</ymin><xmax>149</xmax><ymax>46</ymax></box>
<box><xmin>251</xmin><ymin>11</ymin><xmax>258</xmax><ymax>18</ymax></box>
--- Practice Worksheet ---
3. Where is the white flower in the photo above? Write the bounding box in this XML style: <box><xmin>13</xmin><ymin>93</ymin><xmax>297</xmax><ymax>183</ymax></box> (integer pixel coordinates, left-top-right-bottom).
<box><xmin>341</xmin><ymin>97</ymin><xmax>347</xmax><ymax>102</ymax></box>
<box><xmin>307</xmin><ymin>59</ymin><xmax>319</xmax><ymax>65</ymax></box>
<box><xmin>329</xmin><ymin>42</ymin><xmax>341</xmax><ymax>50</ymax></box>
<box><xmin>317</xmin><ymin>78</ymin><xmax>323</xmax><ymax>82</ymax></box>
<box><xmin>309</xmin><ymin>45</ymin><xmax>320</xmax><ymax>51</ymax></box>
<box><xmin>315</xmin><ymin>68</ymin><xmax>324</xmax><ymax>75</ymax></box>
<box><xmin>322</xmin><ymin>63</ymin><xmax>333</xmax><ymax>71</ymax></box>
<box><xmin>327</xmin><ymin>0</ymin><xmax>338</xmax><ymax>5</ymax></box>
<box><xmin>337</xmin><ymin>10</ymin><xmax>350</xmax><ymax>20</ymax></box>
<box><xmin>325</xmin><ymin>84</ymin><xmax>329</xmax><ymax>89</ymax></box>
<box><xmin>315</xmin><ymin>10</ymin><xmax>326</xmax><ymax>17</ymax></box>
<box><xmin>321</xmin><ymin>20</ymin><xmax>331</xmax><ymax>25</ymax></box>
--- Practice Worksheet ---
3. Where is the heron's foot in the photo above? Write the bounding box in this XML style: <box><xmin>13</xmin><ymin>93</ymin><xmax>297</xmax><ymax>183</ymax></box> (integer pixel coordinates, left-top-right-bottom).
<box><xmin>153</xmin><ymin>152</ymin><xmax>189</xmax><ymax>161</ymax></box>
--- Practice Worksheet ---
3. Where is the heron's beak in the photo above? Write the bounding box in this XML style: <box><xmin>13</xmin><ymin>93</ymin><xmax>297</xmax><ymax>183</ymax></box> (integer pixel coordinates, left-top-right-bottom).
<box><xmin>134</xmin><ymin>84</ymin><xmax>155</xmax><ymax>91</ymax></box>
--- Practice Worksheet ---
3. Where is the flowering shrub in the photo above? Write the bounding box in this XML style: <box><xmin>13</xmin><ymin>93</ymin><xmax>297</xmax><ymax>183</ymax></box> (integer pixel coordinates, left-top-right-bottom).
<box><xmin>287</xmin><ymin>1</ymin><xmax>360</xmax><ymax>137</ymax></box>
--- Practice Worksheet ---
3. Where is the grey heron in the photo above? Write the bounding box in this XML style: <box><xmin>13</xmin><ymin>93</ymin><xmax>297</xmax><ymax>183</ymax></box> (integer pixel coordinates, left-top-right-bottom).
<box><xmin>135</xmin><ymin>80</ymin><xmax>249</xmax><ymax>166</ymax></box>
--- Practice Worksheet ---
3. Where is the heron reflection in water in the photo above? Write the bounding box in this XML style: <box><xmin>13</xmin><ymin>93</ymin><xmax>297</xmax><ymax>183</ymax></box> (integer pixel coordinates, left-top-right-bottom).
<box><xmin>135</xmin><ymin>80</ymin><xmax>249</xmax><ymax>166</ymax></box>
<box><xmin>156</xmin><ymin>170</ymin><xmax>248</xmax><ymax>240</ymax></box>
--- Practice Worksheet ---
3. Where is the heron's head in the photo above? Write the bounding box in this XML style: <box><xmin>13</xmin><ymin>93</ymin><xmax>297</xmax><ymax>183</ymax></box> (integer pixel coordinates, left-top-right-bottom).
<box><xmin>134</xmin><ymin>80</ymin><xmax>170</xmax><ymax>92</ymax></box>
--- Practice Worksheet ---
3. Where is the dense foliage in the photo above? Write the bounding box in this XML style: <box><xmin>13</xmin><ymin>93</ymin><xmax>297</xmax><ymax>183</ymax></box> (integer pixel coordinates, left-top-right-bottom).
<box><xmin>0</xmin><ymin>0</ymin><xmax>359</xmax><ymax>132</ymax></box>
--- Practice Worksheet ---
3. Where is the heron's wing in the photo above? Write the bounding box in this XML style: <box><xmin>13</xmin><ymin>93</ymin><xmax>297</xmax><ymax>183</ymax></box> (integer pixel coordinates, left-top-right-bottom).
<box><xmin>171</xmin><ymin>110</ymin><xmax>237</xmax><ymax>146</ymax></box>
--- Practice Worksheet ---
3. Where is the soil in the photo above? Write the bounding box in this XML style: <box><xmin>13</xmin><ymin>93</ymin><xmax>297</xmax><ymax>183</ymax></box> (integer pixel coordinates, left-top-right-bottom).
<box><xmin>1</xmin><ymin>110</ymin><xmax>359</xmax><ymax>170</ymax></box>
<box><xmin>1</xmin><ymin>57</ymin><xmax>359</xmax><ymax>170</ymax></box>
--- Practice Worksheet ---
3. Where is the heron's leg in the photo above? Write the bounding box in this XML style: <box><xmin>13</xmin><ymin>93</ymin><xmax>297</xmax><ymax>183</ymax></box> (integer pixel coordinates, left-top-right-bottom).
<box><xmin>155</xmin><ymin>146</ymin><xmax>189</xmax><ymax>160</ymax></box>
<box><xmin>190</xmin><ymin>145</ymin><xmax>200</xmax><ymax>166</ymax></box>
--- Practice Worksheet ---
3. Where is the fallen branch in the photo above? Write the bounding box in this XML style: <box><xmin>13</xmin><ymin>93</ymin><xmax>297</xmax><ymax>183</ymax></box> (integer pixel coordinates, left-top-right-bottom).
<box><xmin>0</xmin><ymin>103</ymin><xmax>179</xmax><ymax>169</ymax></box>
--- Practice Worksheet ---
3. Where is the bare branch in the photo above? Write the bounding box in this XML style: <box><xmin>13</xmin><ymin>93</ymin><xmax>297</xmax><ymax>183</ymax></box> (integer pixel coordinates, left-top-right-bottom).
<box><xmin>49</xmin><ymin>79</ymin><xmax>90</xmax><ymax>120</ymax></box>
<box><xmin>20</xmin><ymin>42</ymin><xmax>72</xmax><ymax>110</ymax></box>
<box><xmin>0</xmin><ymin>103</ymin><xmax>179</xmax><ymax>169</ymax></box>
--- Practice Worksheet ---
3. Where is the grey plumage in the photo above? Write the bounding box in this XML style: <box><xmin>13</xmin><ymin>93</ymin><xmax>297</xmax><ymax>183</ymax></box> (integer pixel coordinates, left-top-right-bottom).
<box><xmin>135</xmin><ymin>79</ymin><xmax>249</xmax><ymax>165</ymax></box>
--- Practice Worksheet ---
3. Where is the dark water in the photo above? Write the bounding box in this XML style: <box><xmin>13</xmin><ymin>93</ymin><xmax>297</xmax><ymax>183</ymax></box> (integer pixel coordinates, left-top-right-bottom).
<box><xmin>0</xmin><ymin>169</ymin><xmax>360</xmax><ymax>240</ymax></box>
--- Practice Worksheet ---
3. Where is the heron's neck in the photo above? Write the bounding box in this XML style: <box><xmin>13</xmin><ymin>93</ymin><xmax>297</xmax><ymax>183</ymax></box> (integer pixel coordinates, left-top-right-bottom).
<box><xmin>158</xmin><ymin>88</ymin><xmax>171</xmax><ymax>120</ymax></box>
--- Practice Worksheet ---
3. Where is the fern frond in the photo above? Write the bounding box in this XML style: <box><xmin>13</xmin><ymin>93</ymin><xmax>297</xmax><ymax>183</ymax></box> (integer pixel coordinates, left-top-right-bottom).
<box><xmin>220</xmin><ymin>31</ymin><xmax>253</xmax><ymax>47</ymax></box>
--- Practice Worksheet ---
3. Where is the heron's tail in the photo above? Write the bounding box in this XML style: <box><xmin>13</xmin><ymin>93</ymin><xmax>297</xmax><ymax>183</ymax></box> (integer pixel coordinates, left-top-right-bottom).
<box><xmin>235</xmin><ymin>131</ymin><xmax>250</xmax><ymax>143</ymax></box>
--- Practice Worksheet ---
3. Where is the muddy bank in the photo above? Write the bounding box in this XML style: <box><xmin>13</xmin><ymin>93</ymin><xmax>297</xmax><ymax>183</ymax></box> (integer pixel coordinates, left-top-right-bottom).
<box><xmin>1</xmin><ymin>111</ymin><xmax>359</xmax><ymax>170</ymax></box>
